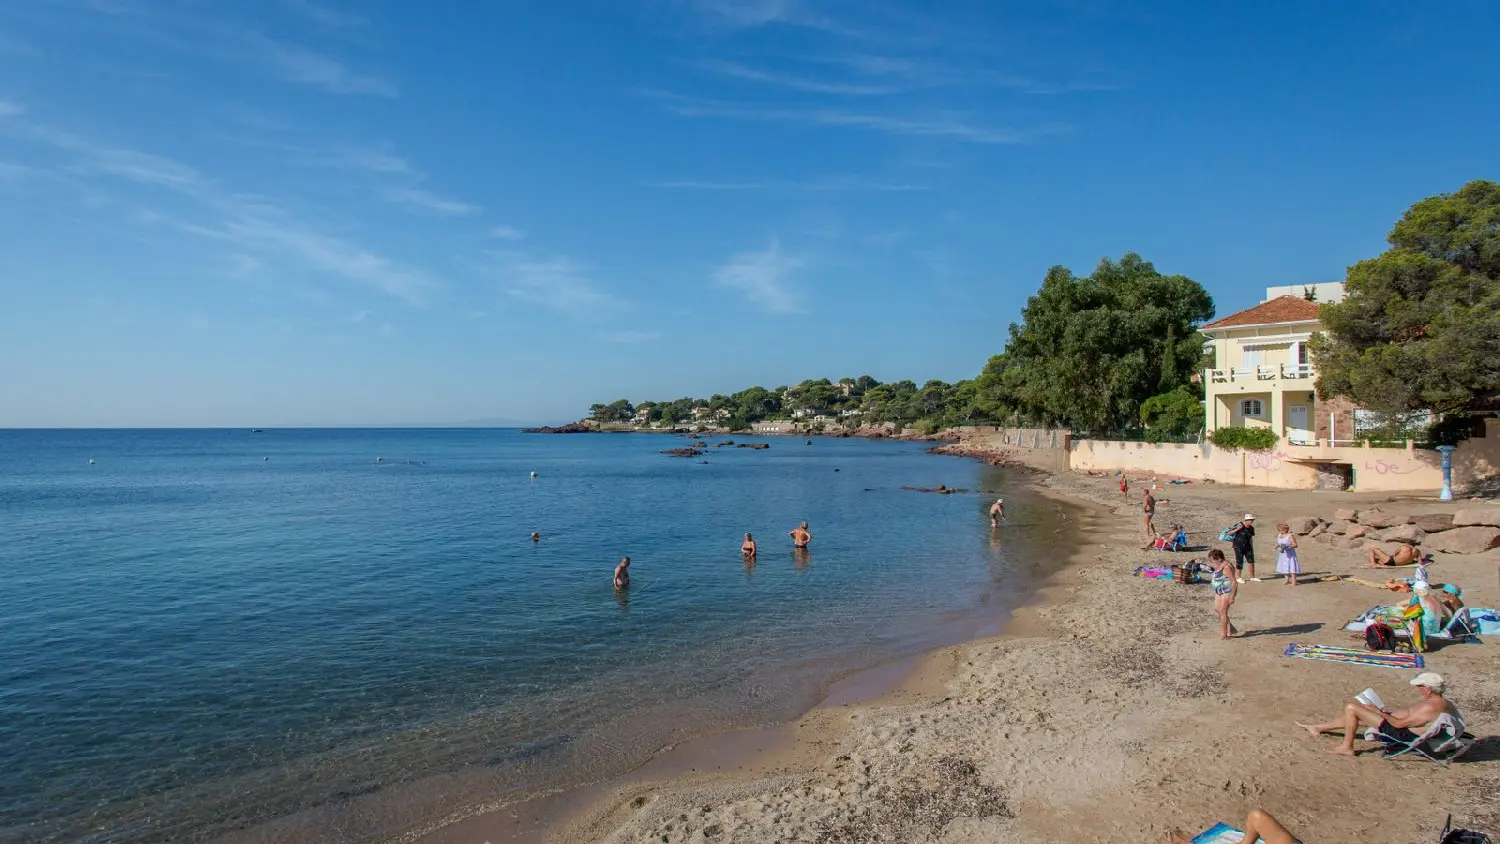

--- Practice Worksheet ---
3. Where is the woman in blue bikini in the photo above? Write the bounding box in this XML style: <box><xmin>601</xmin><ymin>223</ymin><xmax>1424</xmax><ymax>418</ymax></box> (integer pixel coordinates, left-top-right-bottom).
<box><xmin>1208</xmin><ymin>548</ymin><xmax>1239</xmax><ymax>639</ymax></box>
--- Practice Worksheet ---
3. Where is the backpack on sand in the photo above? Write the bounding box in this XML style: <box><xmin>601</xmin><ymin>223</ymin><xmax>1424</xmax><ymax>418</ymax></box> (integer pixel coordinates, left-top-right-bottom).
<box><xmin>1365</xmin><ymin>622</ymin><xmax>1397</xmax><ymax>653</ymax></box>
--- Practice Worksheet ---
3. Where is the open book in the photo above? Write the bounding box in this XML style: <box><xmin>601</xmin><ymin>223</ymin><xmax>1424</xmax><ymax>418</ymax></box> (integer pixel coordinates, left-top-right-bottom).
<box><xmin>1355</xmin><ymin>688</ymin><xmax>1386</xmax><ymax>710</ymax></box>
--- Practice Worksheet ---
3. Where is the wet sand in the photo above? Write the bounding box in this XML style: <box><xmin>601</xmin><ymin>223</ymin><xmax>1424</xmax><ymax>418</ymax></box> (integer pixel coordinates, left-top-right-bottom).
<box><xmin>473</xmin><ymin>470</ymin><xmax>1500</xmax><ymax>843</ymax></box>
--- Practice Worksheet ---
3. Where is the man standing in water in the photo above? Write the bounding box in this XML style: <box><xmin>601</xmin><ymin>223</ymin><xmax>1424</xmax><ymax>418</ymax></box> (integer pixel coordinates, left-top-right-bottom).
<box><xmin>788</xmin><ymin>522</ymin><xmax>811</xmax><ymax>548</ymax></box>
<box><xmin>613</xmin><ymin>556</ymin><xmax>631</xmax><ymax>590</ymax></box>
<box><xmin>741</xmin><ymin>532</ymin><xmax>757</xmax><ymax>559</ymax></box>
<box><xmin>989</xmin><ymin>498</ymin><xmax>1005</xmax><ymax>527</ymax></box>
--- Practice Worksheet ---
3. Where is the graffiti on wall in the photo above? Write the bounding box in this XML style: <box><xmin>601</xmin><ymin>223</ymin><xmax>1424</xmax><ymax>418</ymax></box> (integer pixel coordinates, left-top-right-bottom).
<box><xmin>1247</xmin><ymin>450</ymin><xmax>1291</xmax><ymax>472</ymax></box>
<box><xmin>1364</xmin><ymin>458</ymin><xmax>1418</xmax><ymax>476</ymax></box>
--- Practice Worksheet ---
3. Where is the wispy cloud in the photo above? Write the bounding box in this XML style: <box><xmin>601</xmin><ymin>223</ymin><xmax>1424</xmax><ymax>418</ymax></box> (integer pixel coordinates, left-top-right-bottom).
<box><xmin>381</xmin><ymin>186</ymin><xmax>479</xmax><ymax>216</ymax></box>
<box><xmin>0</xmin><ymin>100</ymin><xmax>24</xmax><ymax>117</ymax></box>
<box><xmin>329</xmin><ymin>147</ymin><xmax>410</xmax><ymax>173</ymax></box>
<box><xmin>489</xmin><ymin>225</ymin><xmax>526</xmax><ymax>240</ymax></box>
<box><xmin>281</xmin><ymin>0</ymin><xmax>367</xmax><ymax>29</ymax></box>
<box><xmin>254</xmin><ymin>37</ymin><xmax>396</xmax><ymax>96</ymax></box>
<box><xmin>713</xmin><ymin>238</ymin><xmax>805</xmax><ymax>314</ymax></box>
<box><xmin>697</xmin><ymin>59</ymin><xmax>907</xmax><ymax>95</ymax></box>
<box><xmin>646</xmin><ymin>176</ymin><xmax>925</xmax><ymax>192</ymax></box>
<box><xmin>492</xmin><ymin>252</ymin><xmax>619</xmax><ymax>316</ymax></box>
<box><xmin>644</xmin><ymin>91</ymin><xmax>1046</xmax><ymax>144</ymax></box>
<box><xmin>605</xmin><ymin>329</ymin><xmax>661</xmax><ymax>344</ymax></box>
<box><xmin>6</xmin><ymin>113</ymin><xmax>440</xmax><ymax>305</ymax></box>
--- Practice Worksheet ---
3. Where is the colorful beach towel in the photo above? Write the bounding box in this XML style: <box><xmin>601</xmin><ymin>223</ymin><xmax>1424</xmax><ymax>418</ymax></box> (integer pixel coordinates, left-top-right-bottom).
<box><xmin>1284</xmin><ymin>642</ymin><xmax>1424</xmax><ymax>669</ymax></box>
<box><xmin>1190</xmin><ymin>822</ymin><xmax>1245</xmax><ymax>844</ymax></box>
<box><xmin>1132</xmin><ymin>565</ymin><xmax>1174</xmax><ymax>579</ymax></box>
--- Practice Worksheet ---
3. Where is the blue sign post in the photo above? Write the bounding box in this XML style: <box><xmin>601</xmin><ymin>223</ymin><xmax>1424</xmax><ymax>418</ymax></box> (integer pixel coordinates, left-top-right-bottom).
<box><xmin>1437</xmin><ymin>445</ymin><xmax>1457</xmax><ymax>501</ymax></box>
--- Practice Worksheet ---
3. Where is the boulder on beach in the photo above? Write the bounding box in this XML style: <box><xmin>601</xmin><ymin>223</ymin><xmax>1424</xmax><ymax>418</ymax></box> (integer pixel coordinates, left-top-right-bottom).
<box><xmin>1373</xmin><ymin>523</ymin><xmax>1427</xmax><ymax>545</ymax></box>
<box><xmin>1287</xmin><ymin>516</ymin><xmax>1322</xmax><ymax>535</ymax></box>
<box><xmin>1333</xmin><ymin>508</ymin><xmax>1359</xmax><ymax>523</ymax></box>
<box><xmin>1410</xmin><ymin>513</ymin><xmax>1456</xmax><ymax>533</ymax></box>
<box><xmin>1453</xmin><ymin>507</ymin><xmax>1500</xmax><ymax>528</ymax></box>
<box><xmin>1424</xmin><ymin>526</ymin><xmax>1500</xmax><ymax>554</ymax></box>
<box><xmin>1306</xmin><ymin>521</ymin><xmax>1329</xmax><ymax>538</ymax></box>
<box><xmin>1346</xmin><ymin>524</ymin><xmax>1373</xmax><ymax>539</ymax></box>
<box><xmin>1328</xmin><ymin>520</ymin><xmax>1352</xmax><ymax>536</ymax></box>
<box><xmin>1358</xmin><ymin>509</ymin><xmax>1411</xmax><ymax>529</ymax></box>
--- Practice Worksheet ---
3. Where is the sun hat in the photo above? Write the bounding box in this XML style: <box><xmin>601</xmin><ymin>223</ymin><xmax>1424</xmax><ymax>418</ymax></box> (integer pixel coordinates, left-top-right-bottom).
<box><xmin>1441</xmin><ymin>584</ymin><xmax>1462</xmax><ymax>597</ymax></box>
<box><xmin>1243</xmin><ymin>513</ymin><xmax>1256</xmax><ymax>520</ymax></box>
<box><xmin>1410</xmin><ymin>672</ymin><xmax>1446</xmax><ymax>693</ymax></box>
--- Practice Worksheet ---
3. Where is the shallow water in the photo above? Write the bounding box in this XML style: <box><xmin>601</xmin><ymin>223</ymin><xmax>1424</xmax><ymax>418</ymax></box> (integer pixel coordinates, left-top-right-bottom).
<box><xmin>0</xmin><ymin>429</ymin><xmax>1065</xmax><ymax>843</ymax></box>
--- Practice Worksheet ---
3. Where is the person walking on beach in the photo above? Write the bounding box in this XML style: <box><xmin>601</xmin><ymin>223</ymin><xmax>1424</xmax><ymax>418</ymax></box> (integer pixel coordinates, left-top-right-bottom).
<box><xmin>988</xmin><ymin>498</ymin><xmax>1005</xmax><ymax>527</ymax></box>
<box><xmin>613</xmin><ymin>556</ymin><xmax>631</xmax><ymax>590</ymax></box>
<box><xmin>1207</xmin><ymin>549</ymin><xmax>1239</xmax><ymax>639</ymax></box>
<box><xmin>1120</xmin><ymin>475</ymin><xmax>1128</xmax><ymax>499</ymax></box>
<box><xmin>1227</xmin><ymin>514</ymin><xmax>1256</xmax><ymax>582</ymax></box>
<box><xmin>741</xmin><ymin>532</ymin><xmax>757</xmax><ymax>559</ymax></box>
<box><xmin>788</xmin><ymin>522</ymin><xmax>812</xmax><ymax>548</ymax></box>
<box><xmin>1142</xmin><ymin>489</ymin><xmax>1157</xmax><ymax>537</ymax></box>
<box><xmin>1275</xmin><ymin>522</ymin><xmax>1300</xmax><ymax>586</ymax></box>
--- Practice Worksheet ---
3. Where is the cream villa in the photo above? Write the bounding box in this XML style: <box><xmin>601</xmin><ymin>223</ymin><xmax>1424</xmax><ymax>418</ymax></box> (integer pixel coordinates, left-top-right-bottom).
<box><xmin>1200</xmin><ymin>283</ymin><xmax>1346</xmax><ymax>447</ymax></box>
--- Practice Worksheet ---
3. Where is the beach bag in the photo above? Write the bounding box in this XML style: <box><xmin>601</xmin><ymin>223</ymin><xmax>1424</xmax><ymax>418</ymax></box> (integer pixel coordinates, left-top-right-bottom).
<box><xmin>1172</xmin><ymin>563</ymin><xmax>1197</xmax><ymax>584</ymax></box>
<box><xmin>1216</xmin><ymin>524</ymin><xmax>1237</xmax><ymax>542</ymax></box>
<box><xmin>1439</xmin><ymin>814</ymin><xmax>1492</xmax><ymax>844</ymax></box>
<box><xmin>1365</xmin><ymin>622</ymin><xmax>1397</xmax><ymax>653</ymax></box>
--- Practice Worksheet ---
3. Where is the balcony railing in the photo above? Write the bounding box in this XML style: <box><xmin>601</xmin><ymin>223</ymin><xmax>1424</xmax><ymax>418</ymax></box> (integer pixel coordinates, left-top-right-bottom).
<box><xmin>1207</xmin><ymin>363</ymin><xmax>1314</xmax><ymax>383</ymax></box>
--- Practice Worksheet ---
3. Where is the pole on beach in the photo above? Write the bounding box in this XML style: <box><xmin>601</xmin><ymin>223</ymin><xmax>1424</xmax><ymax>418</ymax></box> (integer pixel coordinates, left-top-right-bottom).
<box><xmin>1436</xmin><ymin>445</ymin><xmax>1456</xmax><ymax>501</ymax></box>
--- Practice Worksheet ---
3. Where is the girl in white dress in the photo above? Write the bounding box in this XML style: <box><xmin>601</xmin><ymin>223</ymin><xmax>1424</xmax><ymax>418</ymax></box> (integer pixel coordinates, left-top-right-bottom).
<box><xmin>1275</xmin><ymin>523</ymin><xmax>1300</xmax><ymax>586</ymax></box>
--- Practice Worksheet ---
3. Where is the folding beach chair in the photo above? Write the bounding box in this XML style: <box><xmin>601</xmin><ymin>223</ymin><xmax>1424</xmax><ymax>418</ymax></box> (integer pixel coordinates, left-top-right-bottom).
<box><xmin>1380</xmin><ymin>712</ymin><xmax>1475</xmax><ymax>766</ymax></box>
<box><xmin>1439</xmin><ymin>813</ymin><xmax>1493</xmax><ymax>843</ymax></box>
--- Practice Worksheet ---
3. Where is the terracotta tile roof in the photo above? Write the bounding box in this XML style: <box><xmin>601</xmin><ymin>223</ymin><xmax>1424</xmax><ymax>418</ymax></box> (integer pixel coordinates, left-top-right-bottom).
<box><xmin>1202</xmin><ymin>295</ymin><xmax>1322</xmax><ymax>330</ymax></box>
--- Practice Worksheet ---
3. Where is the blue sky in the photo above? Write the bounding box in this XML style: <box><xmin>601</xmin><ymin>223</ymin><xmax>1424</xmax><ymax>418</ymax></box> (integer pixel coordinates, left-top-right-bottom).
<box><xmin>2</xmin><ymin>0</ymin><xmax>1497</xmax><ymax>426</ymax></box>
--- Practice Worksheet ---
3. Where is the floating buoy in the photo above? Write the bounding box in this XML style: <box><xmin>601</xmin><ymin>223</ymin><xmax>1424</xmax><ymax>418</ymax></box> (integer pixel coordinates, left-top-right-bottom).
<box><xmin>263</xmin><ymin>457</ymin><xmax>269</xmax><ymax>461</ymax></box>
<box><xmin>88</xmin><ymin>459</ymin><xmax>95</xmax><ymax>465</ymax></box>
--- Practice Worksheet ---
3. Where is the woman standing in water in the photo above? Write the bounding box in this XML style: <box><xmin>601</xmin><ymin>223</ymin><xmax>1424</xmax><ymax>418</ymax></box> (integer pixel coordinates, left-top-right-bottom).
<box><xmin>1207</xmin><ymin>549</ymin><xmax>1239</xmax><ymax>639</ymax></box>
<box><xmin>788</xmin><ymin>522</ymin><xmax>811</xmax><ymax>549</ymax></box>
<box><xmin>741</xmin><ymin>533</ymin><xmax>757</xmax><ymax>559</ymax></box>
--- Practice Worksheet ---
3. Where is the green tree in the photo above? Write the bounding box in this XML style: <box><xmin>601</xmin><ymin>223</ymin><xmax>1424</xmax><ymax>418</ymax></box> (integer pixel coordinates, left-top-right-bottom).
<box><xmin>1139</xmin><ymin>386</ymin><xmax>1205</xmax><ymax>443</ymax></box>
<box><xmin>589</xmin><ymin>399</ymin><xmax>635</xmax><ymax>423</ymax></box>
<box><xmin>1001</xmin><ymin>254</ymin><xmax>1214</xmax><ymax>435</ymax></box>
<box><xmin>1311</xmin><ymin>180</ymin><xmax>1500</xmax><ymax>417</ymax></box>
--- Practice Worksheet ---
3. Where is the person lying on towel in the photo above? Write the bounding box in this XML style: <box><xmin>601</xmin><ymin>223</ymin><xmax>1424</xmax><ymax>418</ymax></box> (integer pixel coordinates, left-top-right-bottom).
<box><xmin>1170</xmin><ymin>809</ymin><xmax>1302</xmax><ymax>844</ymax></box>
<box><xmin>1295</xmin><ymin>672</ymin><xmax>1457</xmax><ymax>756</ymax></box>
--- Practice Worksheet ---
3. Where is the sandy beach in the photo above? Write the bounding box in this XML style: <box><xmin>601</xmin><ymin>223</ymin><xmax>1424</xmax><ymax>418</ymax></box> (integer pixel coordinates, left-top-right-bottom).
<box><xmin>437</xmin><ymin>465</ymin><xmax>1500</xmax><ymax>843</ymax></box>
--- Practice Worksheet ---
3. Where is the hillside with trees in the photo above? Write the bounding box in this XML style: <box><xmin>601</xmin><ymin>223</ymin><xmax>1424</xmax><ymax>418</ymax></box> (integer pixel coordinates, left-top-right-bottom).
<box><xmin>587</xmin><ymin>253</ymin><xmax>1217</xmax><ymax>440</ymax></box>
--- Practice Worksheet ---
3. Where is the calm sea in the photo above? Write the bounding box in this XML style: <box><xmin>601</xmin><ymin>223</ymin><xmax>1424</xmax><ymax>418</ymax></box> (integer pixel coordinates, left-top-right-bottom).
<box><xmin>0</xmin><ymin>429</ymin><xmax>1068</xmax><ymax>843</ymax></box>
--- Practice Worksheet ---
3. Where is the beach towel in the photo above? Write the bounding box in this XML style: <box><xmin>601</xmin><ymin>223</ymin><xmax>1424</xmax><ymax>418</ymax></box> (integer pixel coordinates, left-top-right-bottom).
<box><xmin>1216</xmin><ymin>524</ymin><xmax>1238</xmax><ymax>542</ymax></box>
<box><xmin>1190</xmin><ymin>822</ymin><xmax>1245</xmax><ymax>843</ymax></box>
<box><xmin>1470</xmin><ymin>608</ymin><xmax>1500</xmax><ymax>634</ymax></box>
<box><xmin>1283</xmin><ymin>642</ymin><xmax>1425</xmax><ymax>669</ymax></box>
<box><xmin>1133</xmin><ymin>565</ymin><xmax>1174</xmax><ymax>579</ymax></box>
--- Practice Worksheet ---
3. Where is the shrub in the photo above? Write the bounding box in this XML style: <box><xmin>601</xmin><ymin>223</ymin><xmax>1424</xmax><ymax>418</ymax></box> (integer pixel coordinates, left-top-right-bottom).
<box><xmin>1209</xmin><ymin>426</ymin><xmax>1279</xmax><ymax>451</ymax></box>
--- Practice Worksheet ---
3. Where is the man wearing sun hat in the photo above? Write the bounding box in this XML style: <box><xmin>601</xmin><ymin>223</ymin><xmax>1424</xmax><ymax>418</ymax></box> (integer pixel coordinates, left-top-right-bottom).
<box><xmin>1295</xmin><ymin>671</ymin><xmax>1458</xmax><ymax>756</ymax></box>
<box><xmin>1226</xmin><ymin>514</ymin><xmax>1256</xmax><ymax>582</ymax></box>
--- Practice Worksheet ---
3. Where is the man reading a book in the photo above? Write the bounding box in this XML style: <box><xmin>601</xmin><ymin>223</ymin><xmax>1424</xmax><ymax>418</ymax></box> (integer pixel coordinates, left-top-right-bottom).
<box><xmin>1294</xmin><ymin>672</ymin><xmax>1455</xmax><ymax>756</ymax></box>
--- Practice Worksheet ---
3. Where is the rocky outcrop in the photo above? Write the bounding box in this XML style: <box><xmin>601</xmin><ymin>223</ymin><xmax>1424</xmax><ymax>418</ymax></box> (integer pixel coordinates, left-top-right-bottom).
<box><xmin>1328</xmin><ymin>520</ymin><xmax>1352</xmax><ymax>536</ymax></box>
<box><xmin>523</xmin><ymin>421</ymin><xmax>596</xmax><ymax>434</ymax></box>
<box><xmin>1424</xmin><ymin>526</ymin><xmax>1500</xmax><ymax>554</ymax></box>
<box><xmin>1373</xmin><ymin>524</ymin><xmax>1427</xmax><ymax>545</ymax></box>
<box><xmin>1287</xmin><ymin>516</ymin><xmax>1322</xmax><ymax>535</ymax></box>
<box><xmin>1409</xmin><ymin>513</ymin><xmax>1456</xmax><ymax>533</ymax></box>
<box><xmin>1306</xmin><ymin>521</ymin><xmax>1329</xmax><ymax>538</ymax></box>
<box><xmin>1453</xmin><ymin>507</ymin><xmax>1500</xmax><ymax>528</ymax></box>
<box><xmin>1346</xmin><ymin>524</ymin><xmax>1373</xmax><ymax>539</ymax></box>
<box><xmin>736</xmin><ymin>443</ymin><xmax>771</xmax><ymax>450</ymax></box>
<box><xmin>1333</xmin><ymin>508</ymin><xmax>1359</xmax><ymax>523</ymax></box>
<box><xmin>1358</xmin><ymin>509</ymin><xmax>1411</xmax><ymax>529</ymax></box>
<box><xmin>660</xmin><ymin>448</ymin><xmax>704</xmax><ymax>457</ymax></box>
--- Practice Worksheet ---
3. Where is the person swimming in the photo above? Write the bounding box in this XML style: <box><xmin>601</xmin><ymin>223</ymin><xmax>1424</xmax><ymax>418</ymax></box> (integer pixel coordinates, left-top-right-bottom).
<box><xmin>741</xmin><ymin>532</ymin><xmax>757</xmax><ymax>558</ymax></box>
<box><xmin>530</xmin><ymin>532</ymin><xmax>540</xmax><ymax>542</ymax></box>
<box><xmin>613</xmin><ymin>556</ymin><xmax>630</xmax><ymax>590</ymax></box>
<box><xmin>788</xmin><ymin>522</ymin><xmax>811</xmax><ymax>549</ymax></box>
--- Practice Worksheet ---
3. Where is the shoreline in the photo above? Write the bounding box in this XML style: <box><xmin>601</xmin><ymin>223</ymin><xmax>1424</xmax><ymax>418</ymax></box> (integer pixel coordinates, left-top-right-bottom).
<box><xmin>414</xmin><ymin>467</ymin><xmax>1106</xmax><ymax>844</ymax></box>
<box><xmin>453</xmin><ymin>447</ymin><xmax>1500</xmax><ymax>843</ymax></box>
